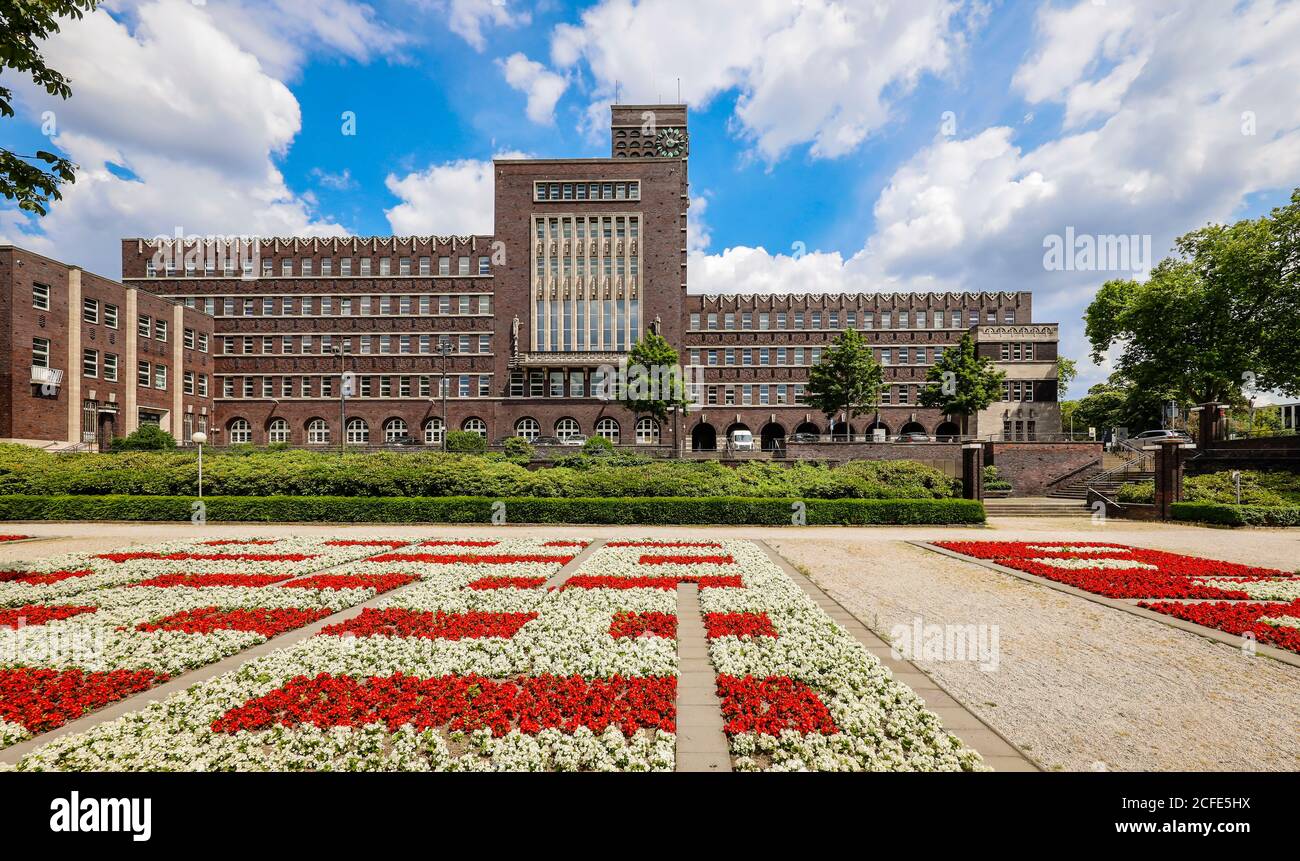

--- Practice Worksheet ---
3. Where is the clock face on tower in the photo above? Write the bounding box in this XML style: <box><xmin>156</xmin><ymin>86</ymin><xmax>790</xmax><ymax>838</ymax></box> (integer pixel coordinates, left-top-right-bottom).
<box><xmin>654</xmin><ymin>127</ymin><xmax>688</xmax><ymax>158</ymax></box>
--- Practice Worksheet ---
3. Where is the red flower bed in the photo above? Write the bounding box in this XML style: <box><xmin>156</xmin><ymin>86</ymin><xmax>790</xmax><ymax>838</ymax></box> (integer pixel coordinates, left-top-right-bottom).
<box><xmin>202</xmin><ymin>539</ymin><xmax>278</xmax><ymax>547</ymax></box>
<box><xmin>131</xmin><ymin>573</ymin><xmax>295</xmax><ymax>589</ymax></box>
<box><xmin>0</xmin><ymin>605</ymin><xmax>98</xmax><ymax>629</ymax></box>
<box><xmin>562</xmin><ymin>575</ymin><xmax>744</xmax><ymax>590</ymax></box>
<box><xmin>0</xmin><ymin>535</ymin><xmax>31</xmax><ymax>542</ymax></box>
<box><xmin>1138</xmin><ymin>599</ymin><xmax>1300</xmax><ymax>654</ymax></box>
<box><xmin>324</xmin><ymin>540</ymin><xmax>410</xmax><ymax>548</ymax></box>
<box><xmin>639</xmin><ymin>554</ymin><xmax>735</xmax><ymax>566</ymax></box>
<box><xmin>609</xmin><ymin>612</ymin><xmax>677</xmax><ymax>639</ymax></box>
<box><xmin>135</xmin><ymin>607</ymin><xmax>333</xmax><ymax>636</ymax></box>
<box><xmin>934</xmin><ymin>541</ymin><xmax>1291</xmax><ymax>599</ymax></box>
<box><xmin>211</xmin><ymin>673</ymin><xmax>676</xmax><ymax>737</ymax></box>
<box><xmin>320</xmin><ymin>608</ymin><xmax>538</xmax><ymax>641</ymax></box>
<box><xmin>368</xmin><ymin>552</ymin><xmax>575</xmax><ymax>565</ymax></box>
<box><xmin>282</xmin><ymin>573</ymin><xmax>417</xmax><ymax>593</ymax></box>
<box><xmin>0</xmin><ymin>569</ymin><xmax>92</xmax><ymax>585</ymax></box>
<box><xmin>418</xmin><ymin>540</ymin><xmax>499</xmax><ymax>548</ymax></box>
<box><xmin>542</xmin><ymin>540</ymin><xmax>588</xmax><ymax>548</ymax></box>
<box><xmin>0</xmin><ymin>667</ymin><xmax>167</xmax><ymax>734</ymax></box>
<box><xmin>716</xmin><ymin>675</ymin><xmax>838</xmax><ymax>736</ymax></box>
<box><xmin>466</xmin><ymin>576</ymin><xmax>548</xmax><ymax>591</ymax></box>
<box><xmin>705</xmin><ymin>612</ymin><xmax>778</xmax><ymax>639</ymax></box>
<box><xmin>607</xmin><ymin>541</ymin><xmax>723</xmax><ymax>548</ymax></box>
<box><xmin>97</xmin><ymin>551</ymin><xmax>317</xmax><ymax>563</ymax></box>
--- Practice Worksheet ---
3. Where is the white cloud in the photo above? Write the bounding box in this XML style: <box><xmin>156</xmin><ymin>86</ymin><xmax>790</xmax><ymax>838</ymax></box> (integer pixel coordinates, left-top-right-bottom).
<box><xmin>110</xmin><ymin>0</ymin><xmax>410</xmax><ymax>79</ymax></box>
<box><xmin>551</xmin><ymin>0</ymin><xmax>967</xmax><ymax>161</ymax></box>
<box><xmin>0</xmin><ymin>0</ymin><xmax>348</xmax><ymax>277</ymax></box>
<box><xmin>500</xmin><ymin>53</ymin><xmax>568</xmax><ymax>125</ymax></box>
<box><xmin>384</xmin><ymin>151</ymin><xmax>528</xmax><ymax>236</ymax></box>
<box><xmin>690</xmin><ymin>0</ymin><xmax>1300</xmax><ymax>392</ymax></box>
<box><xmin>437</xmin><ymin>0</ymin><xmax>530</xmax><ymax>51</ymax></box>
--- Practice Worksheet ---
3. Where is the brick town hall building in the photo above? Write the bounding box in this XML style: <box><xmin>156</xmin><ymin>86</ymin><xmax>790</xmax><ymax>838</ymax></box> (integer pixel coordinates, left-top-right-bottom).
<box><xmin>2</xmin><ymin>105</ymin><xmax>1061</xmax><ymax>452</ymax></box>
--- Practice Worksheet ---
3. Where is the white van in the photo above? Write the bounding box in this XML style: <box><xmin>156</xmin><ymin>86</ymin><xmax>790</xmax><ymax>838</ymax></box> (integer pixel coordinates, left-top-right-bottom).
<box><xmin>730</xmin><ymin>430</ymin><xmax>755</xmax><ymax>451</ymax></box>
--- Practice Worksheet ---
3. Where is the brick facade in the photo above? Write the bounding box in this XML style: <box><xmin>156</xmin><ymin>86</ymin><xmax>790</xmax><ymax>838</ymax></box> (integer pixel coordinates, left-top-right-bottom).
<box><xmin>5</xmin><ymin>104</ymin><xmax>1061</xmax><ymax>453</ymax></box>
<box><xmin>1</xmin><ymin>247</ymin><xmax>214</xmax><ymax>448</ymax></box>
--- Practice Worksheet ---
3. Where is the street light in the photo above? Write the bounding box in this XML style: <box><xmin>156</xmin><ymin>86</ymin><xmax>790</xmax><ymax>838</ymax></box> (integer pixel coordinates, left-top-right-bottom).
<box><xmin>191</xmin><ymin>432</ymin><xmax>207</xmax><ymax>498</ymax></box>
<box><xmin>438</xmin><ymin>341</ymin><xmax>452</xmax><ymax>452</ymax></box>
<box><xmin>334</xmin><ymin>347</ymin><xmax>353</xmax><ymax>455</ymax></box>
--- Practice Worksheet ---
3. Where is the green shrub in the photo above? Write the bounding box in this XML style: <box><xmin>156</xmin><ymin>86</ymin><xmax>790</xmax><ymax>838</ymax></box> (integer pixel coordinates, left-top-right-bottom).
<box><xmin>445</xmin><ymin>431</ymin><xmax>487</xmax><ymax>454</ymax></box>
<box><xmin>1120</xmin><ymin>471</ymin><xmax>1299</xmax><ymax>506</ymax></box>
<box><xmin>1170</xmin><ymin>502</ymin><xmax>1300</xmax><ymax>527</ymax></box>
<box><xmin>582</xmin><ymin>436</ymin><xmax>615</xmax><ymax>456</ymax></box>
<box><xmin>110</xmin><ymin>425</ymin><xmax>177</xmax><ymax>452</ymax></box>
<box><xmin>0</xmin><ymin>495</ymin><xmax>985</xmax><ymax>525</ymax></box>
<box><xmin>500</xmin><ymin>436</ymin><xmax>535</xmax><ymax>461</ymax></box>
<box><xmin>0</xmin><ymin>443</ymin><xmax>961</xmax><ymax>501</ymax></box>
<box><xmin>983</xmin><ymin>465</ymin><xmax>1011</xmax><ymax>491</ymax></box>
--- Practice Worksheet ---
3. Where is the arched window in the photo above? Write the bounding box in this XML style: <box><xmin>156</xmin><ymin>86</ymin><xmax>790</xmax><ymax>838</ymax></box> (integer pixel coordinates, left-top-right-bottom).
<box><xmin>228</xmin><ymin>418</ymin><xmax>252</xmax><ymax>444</ymax></box>
<box><xmin>346</xmin><ymin>417</ymin><xmax>369</xmax><ymax>445</ymax></box>
<box><xmin>596</xmin><ymin>418</ymin><xmax>620</xmax><ymax>443</ymax></box>
<box><xmin>515</xmin><ymin>417</ymin><xmax>540</xmax><ymax>441</ymax></box>
<box><xmin>384</xmin><ymin>418</ymin><xmax>408</xmax><ymax>441</ymax></box>
<box><xmin>424</xmin><ymin>417</ymin><xmax>444</xmax><ymax>445</ymax></box>
<box><xmin>555</xmin><ymin>418</ymin><xmax>581</xmax><ymax>440</ymax></box>
<box><xmin>462</xmin><ymin>417</ymin><xmax>487</xmax><ymax>438</ymax></box>
<box><xmin>306</xmin><ymin>419</ymin><xmax>330</xmax><ymax>445</ymax></box>
<box><xmin>267</xmin><ymin>418</ymin><xmax>290</xmax><ymax>444</ymax></box>
<box><xmin>635</xmin><ymin>417</ymin><xmax>659</xmax><ymax>445</ymax></box>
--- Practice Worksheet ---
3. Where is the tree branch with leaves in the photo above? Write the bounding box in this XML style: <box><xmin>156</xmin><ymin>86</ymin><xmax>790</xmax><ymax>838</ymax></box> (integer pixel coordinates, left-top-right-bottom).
<box><xmin>1</xmin><ymin>0</ymin><xmax>98</xmax><ymax>216</ymax></box>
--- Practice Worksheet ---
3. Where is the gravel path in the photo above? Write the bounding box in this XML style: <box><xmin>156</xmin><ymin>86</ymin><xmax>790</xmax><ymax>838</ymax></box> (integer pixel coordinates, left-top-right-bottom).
<box><xmin>769</xmin><ymin>532</ymin><xmax>1300</xmax><ymax>772</ymax></box>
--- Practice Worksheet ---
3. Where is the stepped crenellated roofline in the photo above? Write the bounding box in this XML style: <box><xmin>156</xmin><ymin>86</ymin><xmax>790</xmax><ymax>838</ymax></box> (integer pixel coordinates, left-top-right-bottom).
<box><xmin>128</xmin><ymin>235</ymin><xmax>495</xmax><ymax>254</ymax></box>
<box><xmin>686</xmin><ymin>290</ymin><xmax>1029</xmax><ymax>306</ymax></box>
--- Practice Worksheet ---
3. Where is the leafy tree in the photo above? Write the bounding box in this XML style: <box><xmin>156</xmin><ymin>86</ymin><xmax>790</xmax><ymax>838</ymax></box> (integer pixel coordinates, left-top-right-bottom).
<box><xmin>1065</xmin><ymin>375</ymin><xmax>1179</xmax><ymax>436</ymax></box>
<box><xmin>110</xmin><ymin>424</ymin><xmax>176</xmax><ymax>452</ymax></box>
<box><xmin>804</xmin><ymin>328</ymin><xmax>884</xmax><ymax>431</ymax></box>
<box><xmin>620</xmin><ymin>331</ymin><xmax>689</xmax><ymax>449</ymax></box>
<box><xmin>1085</xmin><ymin>189</ymin><xmax>1300</xmax><ymax>406</ymax></box>
<box><xmin>1</xmin><ymin>1</ymin><xmax>98</xmax><ymax>216</ymax></box>
<box><xmin>1057</xmin><ymin>357</ymin><xmax>1077</xmax><ymax>399</ymax></box>
<box><xmin>918</xmin><ymin>334</ymin><xmax>1005</xmax><ymax>435</ymax></box>
<box><xmin>500</xmin><ymin>436</ymin><xmax>534</xmax><ymax>461</ymax></box>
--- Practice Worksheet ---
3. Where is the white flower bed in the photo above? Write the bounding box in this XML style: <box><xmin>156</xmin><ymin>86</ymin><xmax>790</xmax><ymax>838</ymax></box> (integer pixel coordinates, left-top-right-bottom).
<box><xmin>1199</xmin><ymin>579</ymin><xmax>1300</xmax><ymax>602</ymax></box>
<box><xmin>1029</xmin><ymin>557</ymin><xmax>1158</xmax><ymax>571</ymax></box>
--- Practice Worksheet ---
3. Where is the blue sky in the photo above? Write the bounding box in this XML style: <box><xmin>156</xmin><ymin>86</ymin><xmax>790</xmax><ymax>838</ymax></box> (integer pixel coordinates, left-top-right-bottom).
<box><xmin>2</xmin><ymin>0</ymin><xmax>1298</xmax><ymax>396</ymax></box>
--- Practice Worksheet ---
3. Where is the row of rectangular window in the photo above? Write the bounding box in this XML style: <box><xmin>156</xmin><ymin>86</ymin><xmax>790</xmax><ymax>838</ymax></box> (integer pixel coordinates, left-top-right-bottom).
<box><xmin>999</xmin><ymin>343</ymin><xmax>1038</xmax><ymax>361</ymax></box>
<box><xmin>150</xmin><ymin>256</ymin><xmax>492</xmax><ymax>278</ymax></box>
<box><xmin>698</xmin><ymin>383</ymin><xmax>930</xmax><ymax>407</ymax></box>
<box><xmin>219</xmin><ymin>375</ymin><xmax>491</xmax><ymax>399</ymax></box>
<box><xmin>190</xmin><ymin>294</ymin><xmax>492</xmax><ymax>317</ymax></box>
<box><xmin>688</xmin><ymin>345</ymin><xmax>945</xmax><ymax>367</ymax></box>
<box><xmin>690</xmin><ymin>309</ymin><xmax>1018</xmax><ymax>330</ymax></box>
<box><xmin>219</xmin><ymin>333</ymin><xmax>491</xmax><ymax>356</ymax></box>
<box><xmin>534</xmin><ymin>181</ymin><xmax>640</xmax><ymax>202</ymax></box>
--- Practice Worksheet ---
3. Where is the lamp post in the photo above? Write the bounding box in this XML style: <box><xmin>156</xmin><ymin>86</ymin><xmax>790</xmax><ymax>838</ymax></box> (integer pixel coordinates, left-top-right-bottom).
<box><xmin>334</xmin><ymin>347</ymin><xmax>352</xmax><ymax>455</ymax></box>
<box><xmin>438</xmin><ymin>341</ymin><xmax>452</xmax><ymax>452</ymax></box>
<box><xmin>191</xmin><ymin>432</ymin><xmax>207</xmax><ymax>498</ymax></box>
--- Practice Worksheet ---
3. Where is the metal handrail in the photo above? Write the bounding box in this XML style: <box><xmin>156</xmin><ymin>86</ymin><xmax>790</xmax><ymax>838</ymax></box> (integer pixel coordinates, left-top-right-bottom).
<box><xmin>1087</xmin><ymin>441</ymin><xmax>1154</xmax><ymax>486</ymax></box>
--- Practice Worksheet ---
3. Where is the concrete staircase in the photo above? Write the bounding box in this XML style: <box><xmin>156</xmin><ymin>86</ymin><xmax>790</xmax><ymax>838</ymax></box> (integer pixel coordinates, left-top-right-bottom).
<box><xmin>983</xmin><ymin>497</ymin><xmax>1091</xmax><ymax>517</ymax></box>
<box><xmin>1047</xmin><ymin>469</ymin><xmax>1155</xmax><ymax>500</ymax></box>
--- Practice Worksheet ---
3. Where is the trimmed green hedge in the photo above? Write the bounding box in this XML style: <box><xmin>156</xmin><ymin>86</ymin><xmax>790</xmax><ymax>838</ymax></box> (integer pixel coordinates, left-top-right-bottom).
<box><xmin>0</xmin><ymin>495</ymin><xmax>986</xmax><ymax>526</ymax></box>
<box><xmin>1170</xmin><ymin>502</ymin><xmax>1300</xmax><ymax>528</ymax></box>
<box><xmin>0</xmin><ymin>444</ymin><xmax>959</xmax><ymax>500</ymax></box>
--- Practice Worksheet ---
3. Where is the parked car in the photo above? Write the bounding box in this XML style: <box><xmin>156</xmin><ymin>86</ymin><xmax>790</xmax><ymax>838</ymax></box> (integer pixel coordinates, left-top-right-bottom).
<box><xmin>729</xmin><ymin>430</ymin><xmax>755</xmax><ymax>451</ymax></box>
<box><xmin>532</xmin><ymin>436</ymin><xmax>565</xmax><ymax>447</ymax></box>
<box><xmin>897</xmin><ymin>432</ymin><xmax>932</xmax><ymax>443</ymax></box>
<box><xmin>788</xmin><ymin>432</ymin><xmax>820</xmax><ymax>444</ymax></box>
<box><xmin>560</xmin><ymin>434</ymin><xmax>588</xmax><ymax>447</ymax></box>
<box><xmin>386</xmin><ymin>435</ymin><xmax>423</xmax><ymax>447</ymax></box>
<box><xmin>1129</xmin><ymin>429</ymin><xmax>1192</xmax><ymax>444</ymax></box>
